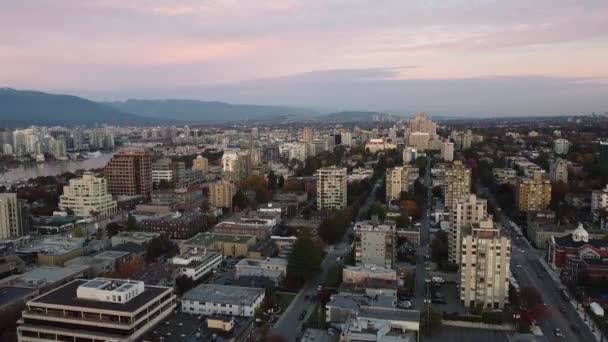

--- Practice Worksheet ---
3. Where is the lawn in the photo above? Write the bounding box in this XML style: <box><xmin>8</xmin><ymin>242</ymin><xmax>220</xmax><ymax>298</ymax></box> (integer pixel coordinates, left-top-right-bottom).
<box><xmin>274</xmin><ymin>291</ymin><xmax>297</xmax><ymax>313</ymax></box>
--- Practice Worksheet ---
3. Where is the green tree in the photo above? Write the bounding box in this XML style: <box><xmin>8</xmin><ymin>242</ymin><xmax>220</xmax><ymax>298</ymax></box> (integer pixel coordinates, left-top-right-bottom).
<box><xmin>430</xmin><ymin>230</ymin><xmax>449</xmax><ymax>264</ymax></box>
<box><xmin>421</xmin><ymin>308</ymin><xmax>442</xmax><ymax>335</ymax></box>
<box><xmin>369</xmin><ymin>201</ymin><xmax>387</xmax><ymax>221</ymax></box>
<box><xmin>146</xmin><ymin>236</ymin><xmax>179</xmax><ymax>260</ymax></box>
<box><xmin>267</xmin><ymin>171</ymin><xmax>278</xmax><ymax>190</ymax></box>
<box><xmin>126</xmin><ymin>213</ymin><xmax>139</xmax><ymax>231</ymax></box>
<box><xmin>71</xmin><ymin>226</ymin><xmax>85</xmax><ymax>238</ymax></box>
<box><xmin>175</xmin><ymin>275</ymin><xmax>195</xmax><ymax>295</ymax></box>
<box><xmin>286</xmin><ymin>230</ymin><xmax>323</xmax><ymax>287</ymax></box>
<box><xmin>232</xmin><ymin>190</ymin><xmax>248</xmax><ymax>210</ymax></box>
<box><xmin>519</xmin><ymin>287</ymin><xmax>542</xmax><ymax>310</ymax></box>
<box><xmin>106</xmin><ymin>222</ymin><xmax>121</xmax><ymax>237</ymax></box>
<box><xmin>395</xmin><ymin>213</ymin><xmax>411</xmax><ymax>229</ymax></box>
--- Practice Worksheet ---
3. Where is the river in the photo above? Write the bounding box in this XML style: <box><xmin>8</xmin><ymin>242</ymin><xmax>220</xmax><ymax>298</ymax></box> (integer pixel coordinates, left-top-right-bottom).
<box><xmin>0</xmin><ymin>152</ymin><xmax>115</xmax><ymax>183</ymax></box>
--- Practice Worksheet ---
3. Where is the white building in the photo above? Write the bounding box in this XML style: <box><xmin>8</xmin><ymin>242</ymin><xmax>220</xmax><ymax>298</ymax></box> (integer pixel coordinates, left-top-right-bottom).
<box><xmin>181</xmin><ymin>284</ymin><xmax>265</xmax><ymax>317</ymax></box>
<box><xmin>354</xmin><ymin>221</ymin><xmax>396</xmax><ymax>268</ymax></box>
<box><xmin>591</xmin><ymin>185</ymin><xmax>608</xmax><ymax>222</ymax></box>
<box><xmin>59</xmin><ymin>172</ymin><xmax>117</xmax><ymax>219</ymax></box>
<box><xmin>460</xmin><ymin>218</ymin><xmax>511</xmax><ymax>309</ymax></box>
<box><xmin>222</xmin><ymin>149</ymin><xmax>240</xmax><ymax>180</ymax></box>
<box><xmin>402</xmin><ymin>146</ymin><xmax>417</xmax><ymax>164</ymax></box>
<box><xmin>440</xmin><ymin>139</ymin><xmax>454</xmax><ymax>162</ymax></box>
<box><xmin>317</xmin><ymin>166</ymin><xmax>347</xmax><ymax>210</ymax></box>
<box><xmin>554</xmin><ymin>138</ymin><xmax>571</xmax><ymax>155</ymax></box>
<box><xmin>449</xmin><ymin>194</ymin><xmax>488</xmax><ymax>264</ymax></box>
<box><xmin>549</xmin><ymin>158</ymin><xmax>568</xmax><ymax>184</ymax></box>
<box><xmin>0</xmin><ymin>193</ymin><xmax>28</xmax><ymax>239</ymax></box>
<box><xmin>235</xmin><ymin>257</ymin><xmax>288</xmax><ymax>284</ymax></box>
<box><xmin>170</xmin><ymin>248</ymin><xmax>223</xmax><ymax>281</ymax></box>
<box><xmin>385</xmin><ymin>166</ymin><xmax>419</xmax><ymax>203</ymax></box>
<box><xmin>365</xmin><ymin>138</ymin><xmax>397</xmax><ymax>153</ymax></box>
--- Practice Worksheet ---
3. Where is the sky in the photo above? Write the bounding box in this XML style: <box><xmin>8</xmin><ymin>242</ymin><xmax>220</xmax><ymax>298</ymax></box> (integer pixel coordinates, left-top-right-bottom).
<box><xmin>2</xmin><ymin>0</ymin><xmax>608</xmax><ymax>116</ymax></box>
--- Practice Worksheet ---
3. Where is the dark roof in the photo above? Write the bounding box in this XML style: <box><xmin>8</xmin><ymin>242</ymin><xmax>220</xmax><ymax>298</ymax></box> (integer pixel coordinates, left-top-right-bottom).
<box><xmin>581</xmin><ymin>258</ymin><xmax>608</xmax><ymax>266</ymax></box>
<box><xmin>108</xmin><ymin>242</ymin><xmax>146</xmax><ymax>254</ymax></box>
<box><xmin>0</xmin><ymin>286</ymin><xmax>37</xmax><ymax>307</ymax></box>
<box><xmin>31</xmin><ymin>279</ymin><xmax>168</xmax><ymax>313</ymax></box>
<box><xmin>554</xmin><ymin>234</ymin><xmax>608</xmax><ymax>249</ymax></box>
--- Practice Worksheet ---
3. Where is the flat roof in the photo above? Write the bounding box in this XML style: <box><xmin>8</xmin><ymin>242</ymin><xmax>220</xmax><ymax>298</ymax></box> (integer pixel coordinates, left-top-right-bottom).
<box><xmin>183</xmin><ymin>233</ymin><xmax>256</xmax><ymax>246</ymax></box>
<box><xmin>9</xmin><ymin>265</ymin><xmax>90</xmax><ymax>286</ymax></box>
<box><xmin>182</xmin><ymin>284</ymin><xmax>264</xmax><ymax>306</ymax></box>
<box><xmin>0</xmin><ymin>286</ymin><xmax>37</xmax><ymax>307</ymax></box>
<box><xmin>31</xmin><ymin>279</ymin><xmax>169</xmax><ymax>313</ymax></box>
<box><xmin>94</xmin><ymin>250</ymin><xmax>130</xmax><ymax>260</ymax></box>
<box><xmin>358</xmin><ymin>306</ymin><xmax>420</xmax><ymax>322</ymax></box>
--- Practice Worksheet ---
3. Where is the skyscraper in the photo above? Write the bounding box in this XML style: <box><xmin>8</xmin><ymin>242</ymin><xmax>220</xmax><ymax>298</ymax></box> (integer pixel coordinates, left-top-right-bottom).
<box><xmin>59</xmin><ymin>172</ymin><xmax>117</xmax><ymax>219</ymax></box>
<box><xmin>0</xmin><ymin>193</ymin><xmax>29</xmax><ymax>239</ymax></box>
<box><xmin>302</xmin><ymin>127</ymin><xmax>313</xmax><ymax>144</ymax></box>
<box><xmin>516</xmin><ymin>171</ymin><xmax>552</xmax><ymax>212</ymax></box>
<box><xmin>385</xmin><ymin>166</ymin><xmax>419</xmax><ymax>203</ymax></box>
<box><xmin>408</xmin><ymin>112</ymin><xmax>437</xmax><ymax>137</ymax></box>
<box><xmin>317</xmin><ymin>166</ymin><xmax>347</xmax><ymax>210</ymax></box>
<box><xmin>441</xmin><ymin>139</ymin><xmax>454</xmax><ymax>161</ymax></box>
<box><xmin>449</xmin><ymin>194</ymin><xmax>488</xmax><ymax>264</ymax></box>
<box><xmin>104</xmin><ymin>148</ymin><xmax>153</xmax><ymax>199</ymax></box>
<box><xmin>549</xmin><ymin>158</ymin><xmax>568</xmax><ymax>184</ymax></box>
<box><xmin>443</xmin><ymin>161</ymin><xmax>472</xmax><ymax>209</ymax></box>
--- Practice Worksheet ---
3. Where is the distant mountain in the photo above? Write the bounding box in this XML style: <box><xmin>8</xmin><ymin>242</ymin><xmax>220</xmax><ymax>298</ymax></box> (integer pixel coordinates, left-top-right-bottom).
<box><xmin>316</xmin><ymin>111</ymin><xmax>395</xmax><ymax>122</ymax></box>
<box><xmin>0</xmin><ymin>88</ymin><xmax>156</xmax><ymax>126</ymax></box>
<box><xmin>107</xmin><ymin>99</ymin><xmax>318</xmax><ymax>122</ymax></box>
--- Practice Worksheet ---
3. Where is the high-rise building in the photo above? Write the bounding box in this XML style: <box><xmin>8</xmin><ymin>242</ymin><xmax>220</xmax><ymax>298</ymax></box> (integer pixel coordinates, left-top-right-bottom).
<box><xmin>317</xmin><ymin>166</ymin><xmax>347</xmax><ymax>210</ymax></box>
<box><xmin>209</xmin><ymin>180</ymin><xmax>237</xmax><ymax>209</ymax></box>
<box><xmin>222</xmin><ymin>149</ymin><xmax>241</xmax><ymax>181</ymax></box>
<box><xmin>403</xmin><ymin>146</ymin><xmax>417</xmax><ymax>164</ymax></box>
<box><xmin>554</xmin><ymin>138</ymin><xmax>571</xmax><ymax>155</ymax></box>
<box><xmin>385</xmin><ymin>166</ymin><xmax>419</xmax><ymax>203</ymax></box>
<box><xmin>462</xmin><ymin>130</ymin><xmax>473</xmax><ymax>150</ymax></box>
<box><xmin>71</xmin><ymin>127</ymin><xmax>83</xmax><ymax>151</ymax></box>
<box><xmin>441</xmin><ymin>139</ymin><xmax>454</xmax><ymax>161</ymax></box>
<box><xmin>49</xmin><ymin>138</ymin><xmax>67</xmax><ymax>159</ymax></box>
<box><xmin>408</xmin><ymin>112</ymin><xmax>437</xmax><ymax>137</ymax></box>
<box><xmin>192</xmin><ymin>155</ymin><xmax>209</xmax><ymax>174</ymax></box>
<box><xmin>516</xmin><ymin>171</ymin><xmax>552</xmax><ymax>212</ymax></box>
<box><xmin>152</xmin><ymin>158</ymin><xmax>186</xmax><ymax>188</ymax></box>
<box><xmin>591</xmin><ymin>185</ymin><xmax>608</xmax><ymax>221</ymax></box>
<box><xmin>443</xmin><ymin>161</ymin><xmax>472</xmax><ymax>209</ymax></box>
<box><xmin>460</xmin><ymin>218</ymin><xmax>511</xmax><ymax>309</ymax></box>
<box><xmin>353</xmin><ymin>221</ymin><xmax>395</xmax><ymax>268</ymax></box>
<box><xmin>600</xmin><ymin>141</ymin><xmax>608</xmax><ymax>170</ymax></box>
<box><xmin>406</xmin><ymin>132</ymin><xmax>430</xmax><ymax>151</ymax></box>
<box><xmin>105</xmin><ymin>148</ymin><xmax>153</xmax><ymax>199</ymax></box>
<box><xmin>0</xmin><ymin>193</ymin><xmax>29</xmax><ymax>239</ymax></box>
<box><xmin>549</xmin><ymin>158</ymin><xmax>568</xmax><ymax>184</ymax></box>
<box><xmin>302</xmin><ymin>127</ymin><xmax>313</xmax><ymax>144</ymax></box>
<box><xmin>17</xmin><ymin>278</ymin><xmax>176</xmax><ymax>342</ymax></box>
<box><xmin>449</xmin><ymin>194</ymin><xmax>488</xmax><ymax>264</ymax></box>
<box><xmin>59</xmin><ymin>172</ymin><xmax>117</xmax><ymax>219</ymax></box>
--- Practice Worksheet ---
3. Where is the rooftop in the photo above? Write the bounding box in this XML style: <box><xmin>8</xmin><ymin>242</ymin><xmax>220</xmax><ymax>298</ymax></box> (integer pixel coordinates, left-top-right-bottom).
<box><xmin>183</xmin><ymin>233</ymin><xmax>256</xmax><ymax>247</ymax></box>
<box><xmin>2</xmin><ymin>265</ymin><xmax>90</xmax><ymax>288</ymax></box>
<box><xmin>31</xmin><ymin>279</ymin><xmax>169</xmax><ymax>312</ymax></box>
<box><xmin>182</xmin><ymin>284</ymin><xmax>264</xmax><ymax>306</ymax></box>
<box><xmin>94</xmin><ymin>250</ymin><xmax>130</xmax><ymax>260</ymax></box>
<box><xmin>358</xmin><ymin>306</ymin><xmax>420</xmax><ymax>322</ymax></box>
<box><xmin>0</xmin><ymin>286</ymin><xmax>38</xmax><ymax>307</ymax></box>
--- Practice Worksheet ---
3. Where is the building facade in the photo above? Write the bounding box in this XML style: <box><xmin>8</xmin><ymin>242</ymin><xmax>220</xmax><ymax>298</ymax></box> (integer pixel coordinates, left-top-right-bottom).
<box><xmin>105</xmin><ymin>149</ymin><xmax>153</xmax><ymax>199</ymax></box>
<box><xmin>181</xmin><ymin>284</ymin><xmax>265</xmax><ymax>317</ymax></box>
<box><xmin>59</xmin><ymin>172</ymin><xmax>117</xmax><ymax>219</ymax></box>
<box><xmin>209</xmin><ymin>180</ymin><xmax>237</xmax><ymax>209</ymax></box>
<box><xmin>385</xmin><ymin>166</ymin><xmax>419</xmax><ymax>203</ymax></box>
<box><xmin>549</xmin><ymin>158</ymin><xmax>568</xmax><ymax>184</ymax></box>
<box><xmin>443</xmin><ymin>161</ymin><xmax>472</xmax><ymax>209</ymax></box>
<box><xmin>354</xmin><ymin>221</ymin><xmax>395</xmax><ymax>268</ymax></box>
<box><xmin>316</xmin><ymin>167</ymin><xmax>347</xmax><ymax>210</ymax></box>
<box><xmin>441</xmin><ymin>139</ymin><xmax>454</xmax><ymax>162</ymax></box>
<box><xmin>554</xmin><ymin>139</ymin><xmax>571</xmax><ymax>155</ymax></box>
<box><xmin>448</xmin><ymin>194</ymin><xmax>488</xmax><ymax>264</ymax></box>
<box><xmin>460</xmin><ymin>218</ymin><xmax>511</xmax><ymax>309</ymax></box>
<box><xmin>0</xmin><ymin>193</ymin><xmax>29</xmax><ymax>239</ymax></box>
<box><xmin>516</xmin><ymin>171</ymin><xmax>552</xmax><ymax>212</ymax></box>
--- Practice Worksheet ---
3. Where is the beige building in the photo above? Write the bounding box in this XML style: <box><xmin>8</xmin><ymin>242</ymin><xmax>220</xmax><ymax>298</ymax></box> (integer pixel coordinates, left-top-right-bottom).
<box><xmin>407</xmin><ymin>132</ymin><xmax>430</xmax><ymax>151</ymax></box>
<box><xmin>209</xmin><ymin>180</ymin><xmax>236</xmax><ymax>209</ymax></box>
<box><xmin>317</xmin><ymin>166</ymin><xmax>347</xmax><ymax>210</ymax></box>
<box><xmin>408</xmin><ymin>112</ymin><xmax>437</xmax><ymax>137</ymax></box>
<box><xmin>59</xmin><ymin>173</ymin><xmax>117</xmax><ymax>219</ymax></box>
<box><xmin>549</xmin><ymin>158</ymin><xmax>568</xmax><ymax>184</ymax></box>
<box><xmin>516</xmin><ymin>171</ymin><xmax>552</xmax><ymax>212</ymax></box>
<box><xmin>192</xmin><ymin>155</ymin><xmax>209</xmax><ymax>174</ymax></box>
<box><xmin>385</xmin><ymin>166</ymin><xmax>419</xmax><ymax>203</ymax></box>
<box><xmin>104</xmin><ymin>148</ymin><xmax>153</xmax><ymax>199</ymax></box>
<box><xmin>443</xmin><ymin>161</ymin><xmax>472</xmax><ymax>209</ymax></box>
<box><xmin>441</xmin><ymin>139</ymin><xmax>454</xmax><ymax>162</ymax></box>
<box><xmin>17</xmin><ymin>278</ymin><xmax>176</xmax><ymax>342</ymax></box>
<box><xmin>449</xmin><ymin>194</ymin><xmax>488</xmax><ymax>264</ymax></box>
<box><xmin>354</xmin><ymin>221</ymin><xmax>395</xmax><ymax>268</ymax></box>
<box><xmin>0</xmin><ymin>193</ymin><xmax>28</xmax><ymax>239</ymax></box>
<box><xmin>460</xmin><ymin>218</ymin><xmax>511</xmax><ymax>309</ymax></box>
<box><xmin>302</xmin><ymin>127</ymin><xmax>313</xmax><ymax>144</ymax></box>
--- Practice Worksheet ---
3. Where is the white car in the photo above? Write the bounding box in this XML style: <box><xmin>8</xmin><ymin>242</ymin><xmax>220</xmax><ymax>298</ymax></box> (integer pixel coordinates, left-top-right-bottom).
<box><xmin>431</xmin><ymin>277</ymin><xmax>445</xmax><ymax>284</ymax></box>
<box><xmin>516</xmin><ymin>264</ymin><xmax>523</xmax><ymax>268</ymax></box>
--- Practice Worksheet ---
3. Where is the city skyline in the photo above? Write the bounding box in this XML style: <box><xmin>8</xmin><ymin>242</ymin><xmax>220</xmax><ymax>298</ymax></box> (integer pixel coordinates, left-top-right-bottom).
<box><xmin>2</xmin><ymin>0</ymin><xmax>608</xmax><ymax>116</ymax></box>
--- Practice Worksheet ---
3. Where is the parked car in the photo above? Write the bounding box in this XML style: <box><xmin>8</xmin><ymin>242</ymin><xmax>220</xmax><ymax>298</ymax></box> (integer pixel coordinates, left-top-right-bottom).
<box><xmin>398</xmin><ymin>300</ymin><xmax>412</xmax><ymax>309</ymax></box>
<box><xmin>553</xmin><ymin>328</ymin><xmax>564</xmax><ymax>338</ymax></box>
<box><xmin>431</xmin><ymin>277</ymin><xmax>445</xmax><ymax>284</ymax></box>
<box><xmin>299</xmin><ymin>310</ymin><xmax>307</xmax><ymax>320</ymax></box>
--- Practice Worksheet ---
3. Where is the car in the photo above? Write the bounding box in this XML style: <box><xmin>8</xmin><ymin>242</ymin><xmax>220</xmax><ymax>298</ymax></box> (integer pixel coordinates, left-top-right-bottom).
<box><xmin>431</xmin><ymin>277</ymin><xmax>445</xmax><ymax>284</ymax></box>
<box><xmin>336</xmin><ymin>256</ymin><xmax>342</xmax><ymax>262</ymax></box>
<box><xmin>537</xmin><ymin>273</ymin><xmax>545</xmax><ymax>279</ymax></box>
<box><xmin>398</xmin><ymin>300</ymin><xmax>412</xmax><ymax>309</ymax></box>
<box><xmin>299</xmin><ymin>310</ymin><xmax>307</xmax><ymax>320</ymax></box>
<box><xmin>317</xmin><ymin>285</ymin><xmax>323</xmax><ymax>291</ymax></box>
<box><xmin>431</xmin><ymin>297</ymin><xmax>446</xmax><ymax>304</ymax></box>
<box><xmin>553</xmin><ymin>328</ymin><xmax>564</xmax><ymax>338</ymax></box>
<box><xmin>515</xmin><ymin>264</ymin><xmax>523</xmax><ymax>268</ymax></box>
<box><xmin>559</xmin><ymin>306</ymin><xmax>566</xmax><ymax>313</ymax></box>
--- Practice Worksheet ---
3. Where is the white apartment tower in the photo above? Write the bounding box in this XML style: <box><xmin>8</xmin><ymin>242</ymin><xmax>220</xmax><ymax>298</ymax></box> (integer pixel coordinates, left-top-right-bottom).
<box><xmin>317</xmin><ymin>166</ymin><xmax>347</xmax><ymax>210</ymax></box>
<box><xmin>460</xmin><ymin>218</ymin><xmax>511</xmax><ymax>309</ymax></box>
<box><xmin>549</xmin><ymin>158</ymin><xmax>568</xmax><ymax>184</ymax></box>
<box><xmin>554</xmin><ymin>138</ymin><xmax>571</xmax><ymax>155</ymax></box>
<box><xmin>449</xmin><ymin>194</ymin><xmax>488</xmax><ymax>264</ymax></box>
<box><xmin>59</xmin><ymin>172</ymin><xmax>118</xmax><ymax>219</ymax></box>
<box><xmin>441</xmin><ymin>139</ymin><xmax>454</xmax><ymax>162</ymax></box>
<box><xmin>0</xmin><ymin>193</ymin><xmax>28</xmax><ymax>239</ymax></box>
<box><xmin>354</xmin><ymin>221</ymin><xmax>396</xmax><ymax>268</ymax></box>
<box><xmin>443</xmin><ymin>161</ymin><xmax>472</xmax><ymax>209</ymax></box>
<box><xmin>385</xmin><ymin>166</ymin><xmax>419</xmax><ymax>203</ymax></box>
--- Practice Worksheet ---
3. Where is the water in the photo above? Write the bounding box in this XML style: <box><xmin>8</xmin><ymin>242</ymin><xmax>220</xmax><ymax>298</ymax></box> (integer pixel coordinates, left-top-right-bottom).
<box><xmin>0</xmin><ymin>152</ymin><xmax>115</xmax><ymax>183</ymax></box>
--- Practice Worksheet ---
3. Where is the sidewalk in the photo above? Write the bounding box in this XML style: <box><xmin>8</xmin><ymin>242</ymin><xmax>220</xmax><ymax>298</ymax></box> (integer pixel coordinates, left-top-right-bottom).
<box><xmin>537</xmin><ymin>254</ymin><xmax>605</xmax><ymax>342</ymax></box>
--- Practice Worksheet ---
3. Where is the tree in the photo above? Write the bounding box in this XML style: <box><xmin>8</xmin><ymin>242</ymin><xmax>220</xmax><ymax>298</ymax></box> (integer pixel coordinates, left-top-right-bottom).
<box><xmin>402</xmin><ymin>271</ymin><xmax>415</xmax><ymax>293</ymax></box>
<box><xmin>64</xmin><ymin>207</ymin><xmax>75</xmax><ymax>216</ymax></box>
<box><xmin>232</xmin><ymin>190</ymin><xmax>248</xmax><ymax>210</ymax></box>
<box><xmin>175</xmin><ymin>275</ymin><xmax>195</xmax><ymax>295</ymax></box>
<box><xmin>106</xmin><ymin>222</ymin><xmax>121</xmax><ymax>237</ymax></box>
<box><xmin>519</xmin><ymin>286</ymin><xmax>542</xmax><ymax>310</ymax></box>
<box><xmin>72</xmin><ymin>226</ymin><xmax>85</xmax><ymax>238</ymax></box>
<box><xmin>421</xmin><ymin>308</ymin><xmax>442</xmax><ymax>335</ymax></box>
<box><xmin>401</xmin><ymin>200</ymin><xmax>421</xmax><ymax>221</ymax></box>
<box><xmin>277</xmin><ymin>175</ymin><xmax>285</xmax><ymax>188</ymax></box>
<box><xmin>370</xmin><ymin>201</ymin><xmax>387</xmax><ymax>221</ymax></box>
<box><xmin>286</xmin><ymin>230</ymin><xmax>323</xmax><ymax>288</ymax></box>
<box><xmin>395</xmin><ymin>213</ymin><xmax>411</xmax><ymax>229</ymax></box>
<box><xmin>126</xmin><ymin>213</ymin><xmax>139</xmax><ymax>231</ymax></box>
<box><xmin>146</xmin><ymin>236</ymin><xmax>179</xmax><ymax>260</ymax></box>
<box><xmin>267</xmin><ymin>171</ymin><xmax>278</xmax><ymax>190</ymax></box>
<box><xmin>430</xmin><ymin>230</ymin><xmax>449</xmax><ymax>264</ymax></box>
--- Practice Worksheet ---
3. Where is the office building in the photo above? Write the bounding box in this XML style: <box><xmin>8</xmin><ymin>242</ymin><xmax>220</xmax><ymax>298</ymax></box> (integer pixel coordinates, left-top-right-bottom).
<box><xmin>192</xmin><ymin>155</ymin><xmax>209</xmax><ymax>174</ymax></box>
<box><xmin>403</xmin><ymin>146</ymin><xmax>417</xmax><ymax>164</ymax></box>
<box><xmin>59</xmin><ymin>172</ymin><xmax>117</xmax><ymax>219</ymax></box>
<box><xmin>516</xmin><ymin>171</ymin><xmax>552</xmax><ymax>212</ymax></box>
<box><xmin>181</xmin><ymin>284</ymin><xmax>265</xmax><ymax>317</ymax></box>
<box><xmin>554</xmin><ymin>139</ymin><xmax>571</xmax><ymax>155</ymax></box>
<box><xmin>235</xmin><ymin>258</ymin><xmax>287</xmax><ymax>285</ymax></box>
<box><xmin>549</xmin><ymin>158</ymin><xmax>568</xmax><ymax>184</ymax></box>
<box><xmin>171</xmin><ymin>248</ymin><xmax>223</xmax><ymax>282</ymax></box>
<box><xmin>460</xmin><ymin>218</ymin><xmax>510</xmax><ymax>309</ymax></box>
<box><xmin>222</xmin><ymin>149</ymin><xmax>241</xmax><ymax>181</ymax></box>
<box><xmin>316</xmin><ymin>166</ymin><xmax>347</xmax><ymax>210</ymax></box>
<box><xmin>448</xmin><ymin>194</ymin><xmax>488</xmax><ymax>264</ymax></box>
<box><xmin>209</xmin><ymin>180</ymin><xmax>237</xmax><ymax>209</ymax></box>
<box><xmin>440</xmin><ymin>139</ymin><xmax>454</xmax><ymax>162</ymax></box>
<box><xmin>406</xmin><ymin>132</ymin><xmax>430</xmax><ymax>151</ymax></box>
<box><xmin>0</xmin><ymin>193</ymin><xmax>29</xmax><ymax>239</ymax></box>
<box><xmin>385</xmin><ymin>166</ymin><xmax>419</xmax><ymax>203</ymax></box>
<box><xmin>462</xmin><ymin>130</ymin><xmax>473</xmax><ymax>150</ymax></box>
<box><xmin>443</xmin><ymin>161</ymin><xmax>472</xmax><ymax>209</ymax></box>
<box><xmin>17</xmin><ymin>278</ymin><xmax>176</xmax><ymax>342</ymax></box>
<box><xmin>105</xmin><ymin>148</ymin><xmax>153</xmax><ymax>199</ymax></box>
<box><xmin>302</xmin><ymin>127</ymin><xmax>313</xmax><ymax>143</ymax></box>
<box><xmin>354</xmin><ymin>221</ymin><xmax>395</xmax><ymax>268</ymax></box>
<box><xmin>408</xmin><ymin>112</ymin><xmax>436</xmax><ymax>137</ymax></box>
<box><xmin>152</xmin><ymin>158</ymin><xmax>186</xmax><ymax>188</ymax></box>
<box><xmin>365</xmin><ymin>138</ymin><xmax>397</xmax><ymax>153</ymax></box>
<box><xmin>601</xmin><ymin>141</ymin><xmax>608</xmax><ymax>169</ymax></box>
